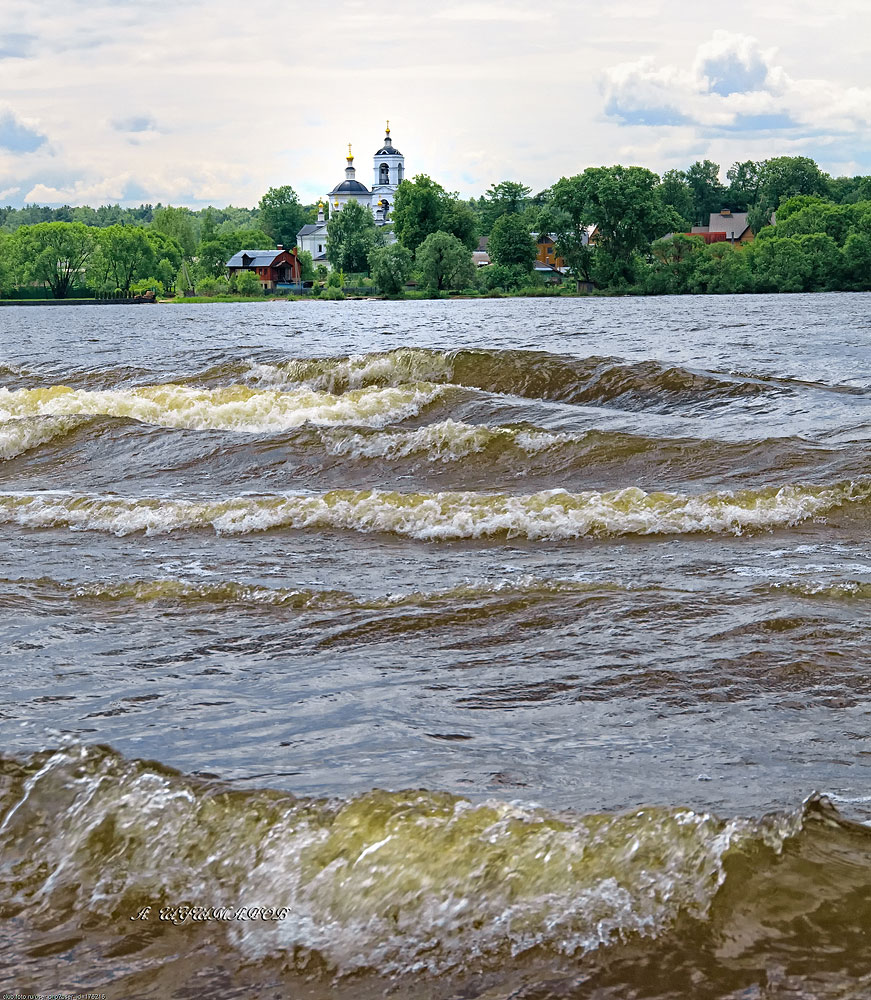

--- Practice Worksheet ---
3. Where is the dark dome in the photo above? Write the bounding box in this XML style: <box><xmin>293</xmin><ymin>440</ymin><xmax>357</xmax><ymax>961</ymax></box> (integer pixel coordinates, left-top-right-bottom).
<box><xmin>330</xmin><ymin>179</ymin><xmax>370</xmax><ymax>194</ymax></box>
<box><xmin>375</xmin><ymin>145</ymin><xmax>402</xmax><ymax>156</ymax></box>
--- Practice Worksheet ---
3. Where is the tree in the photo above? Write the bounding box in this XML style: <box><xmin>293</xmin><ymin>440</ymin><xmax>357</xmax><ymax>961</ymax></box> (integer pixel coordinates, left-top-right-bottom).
<box><xmin>94</xmin><ymin>225</ymin><xmax>154</xmax><ymax>292</ymax></box>
<box><xmin>688</xmin><ymin>242</ymin><xmax>753</xmax><ymax>295</ymax></box>
<box><xmin>0</xmin><ymin>232</ymin><xmax>16</xmax><ymax>295</ymax></box>
<box><xmin>685</xmin><ymin>159</ymin><xmax>726</xmax><ymax>226</ymax></box>
<box><xmin>545</xmin><ymin>177</ymin><xmax>595</xmax><ymax>289</ymax></box>
<box><xmin>258</xmin><ymin>185</ymin><xmax>305</xmax><ymax>249</ymax></box>
<box><xmin>393</xmin><ymin>175</ymin><xmax>450</xmax><ymax>254</ymax></box>
<box><xmin>554</xmin><ymin>166</ymin><xmax>682</xmax><ymax>286</ymax></box>
<box><xmin>488</xmin><ymin>213</ymin><xmax>537</xmax><ymax>270</ymax></box>
<box><xmin>478</xmin><ymin>180</ymin><xmax>531</xmax><ymax>234</ymax></box>
<box><xmin>416</xmin><ymin>231</ymin><xmax>476</xmax><ymax>292</ymax></box>
<box><xmin>750</xmin><ymin>156</ymin><xmax>831</xmax><ymax>233</ymax></box>
<box><xmin>726</xmin><ymin>160</ymin><xmax>764</xmax><ymax>211</ymax></box>
<box><xmin>369</xmin><ymin>243</ymin><xmax>413</xmax><ymax>295</ymax></box>
<box><xmin>151</xmin><ymin>206</ymin><xmax>197</xmax><ymax>257</ymax></box>
<box><xmin>439</xmin><ymin>199</ymin><xmax>478</xmax><ymax>250</ymax></box>
<box><xmin>297</xmin><ymin>249</ymin><xmax>315</xmax><ymax>282</ymax></box>
<box><xmin>235</xmin><ymin>270</ymin><xmax>262</xmax><ymax>295</ymax></box>
<box><xmin>326</xmin><ymin>200</ymin><xmax>381</xmax><ymax>274</ymax></box>
<box><xmin>658</xmin><ymin>169</ymin><xmax>694</xmax><ymax>229</ymax></box>
<box><xmin>12</xmin><ymin>222</ymin><xmax>96</xmax><ymax>298</ymax></box>
<box><xmin>644</xmin><ymin>234</ymin><xmax>706</xmax><ymax>294</ymax></box>
<box><xmin>842</xmin><ymin>231</ymin><xmax>871</xmax><ymax>290</ymax></box>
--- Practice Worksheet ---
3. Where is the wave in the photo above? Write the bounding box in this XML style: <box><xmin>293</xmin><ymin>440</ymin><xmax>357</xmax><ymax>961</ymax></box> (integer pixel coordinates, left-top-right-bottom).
<box><xmin>247</xmin><ymin>348</ymin><xmax>776</xmax><ymax>408</ymax></box>
<box><xmin>0</xmin><ymin>382</ymin><xmax>448</xmax><ymax>432</ymax></box>
<box><xmin>9</xmin><ymin>573</ymin><xmax>628</xmax><ymax>609</ymax></box>
<box><xmin>0</xmin><ymin>481</ymin><xmax>866</xmax><ymax>540</ymax></box>
<box><xmin>2</xmin><ymin>745</ymin><xmax>869</xmax><ymax>986</ymax></box>
<box><xmin>769</xmin><ymin>579</ymin><xmax>871</xmax><ymax>600</ymax></box>
<box><xmin>0</xmin><ymin>415</ymin><xmax>92</xmax><ymax>460</ymax></box>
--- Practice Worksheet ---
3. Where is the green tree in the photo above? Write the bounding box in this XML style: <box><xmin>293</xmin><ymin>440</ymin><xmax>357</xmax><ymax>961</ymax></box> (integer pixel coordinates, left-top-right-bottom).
<box><xmin>554</xmin><ymin>166</ymin><xmax>681</xmax><ymax>286</ymax></box>
<box><xmin>199</xmin><ymin>207</ymin><xmax>217</xmax><ymax>245</ymax></box>
<box><xmin>297</xmin><ymin>249</ymin><xmax>315</xmax><ymax>282</ymax></box>
<box><xmin>544</xmin><ymin>179</ymin><xmax>594</xmax><ymax>289</ymax></box>
<box><xmin>393</xmin><ymin>175</ymin><xmax>450</xmax><ymax>254</ymax></box>
<box><xmin>439</xmin><ymin>198</ymin><xmax>478</xmax><ymax>250</ymax></box>
<box><xmin>235</xmin><ymin>270</ymin><xmax>262</xmax><ymax>295</ymax></box>
<box><xmin>258</xmin><ymin>185</ymin><xmax>305</xmax><ymax>249</ymax></box>
<box><xmin>488</xmin><ymin>213</ymin><xmax>537</xmax><ymax>270</ymax></box>
<box><xmin>0</xmin><ymin>231</ymin><xmax>17</xmax><ymax>295</ymax></box>
<box><xmin>842</xmin><ymin>231</ymin><xmax>871</xmax><ymax>290</ymax></box>
<box><xmin>658</xmin><ymin>169</ymin><xmax>694</xmax><ymax>229</ymax></box>
<box><xmin>750</xmin><ymin>156</ymin><xmax>831</xmax><ymax>234</ymax></box>
<box><xmin>416</xmin><ymin>231</ymin><xmax>476</xmax><ymax>292</ymax></box>
<box><xmin>368</xmin><ymin>243</ymin><xmax>413</xmax><ymax>295</ymax></box>
<box><xmin>775</xmin><ymin>202</ymin><xmax>854</xmax><ymax>245</ymax></box>
<box><xmin>478</xmin><ymin>180</ymin><xmax>531</xmax><ymax>234</ymax></box>
<box><xmin>725</xmin><ymin>161</ymin><xmax>764</xmax><ymax>211</ymax></box>
<box><xmin>688</xmin><ymin>242</ymin><xmax>753</xmax><ymax>294</ymax></box>
<box><xmin>151</xmin><ymin>206</ymin><xmax>197</xmax><ymax>257</ymax></box>
<box><xmin>95</xmin><ymin>225</ymin><xmax>154</xmax><ymax>292</ymax></box>
<box><xmin>12</xmin><ymin>222</ymin><xmax>96</xmax><ymax>298</ymax></box>
<box><xmin>685</xmin><ymin>159</ymin><xmax>726</xmax><ymax>226</ymax></box>
<box><xmin>644</xmin><ymin>234</ymin><xmax>706</xmax><ymax>294</ymax></box>
<box><xmin>326</xmin><ymin>200</ymin><xmax>381</xmax><ymax>274</ymax></box>
<box><xmin>479</xmin><ymin>262</ymin><xmax>531</xmax><ymax>292</ymax></box>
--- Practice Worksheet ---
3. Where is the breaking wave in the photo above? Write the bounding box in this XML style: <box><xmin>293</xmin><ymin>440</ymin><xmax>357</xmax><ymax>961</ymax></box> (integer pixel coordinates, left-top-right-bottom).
<box><xmin>0</xmin><ymin>381</ymin><xmax>448</xmax><ymax>432</ymax></box>
<box><xmin>0</xmin><ymin>481</ymin><xmax>866</xmax><ymax>540</ymax></box>
<box><xmin>246</xmin><ymin>348</ymin><xmax>777</xmax><ymax>408</ymax></box>
<box><xmin>0</xmin><ymin>415</ymin><xmax>92</xmax><ymax>460</ymax></box>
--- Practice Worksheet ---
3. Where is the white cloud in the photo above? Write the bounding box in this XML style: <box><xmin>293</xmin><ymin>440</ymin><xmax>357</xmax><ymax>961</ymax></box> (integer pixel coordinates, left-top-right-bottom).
<box><xmin>603</xmin><ymin>30</ymin><xmax>871</xmax><ymax>136</ymax></box>
<box><xmin>1</xmin><ymin>2</ymin><xmax>871</xmax><ymax>206</ymax></box>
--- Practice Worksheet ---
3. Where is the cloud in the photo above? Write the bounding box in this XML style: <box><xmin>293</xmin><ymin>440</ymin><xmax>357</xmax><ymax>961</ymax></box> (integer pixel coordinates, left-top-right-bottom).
<box><xmin>602</xmin><ymin>30</ymin><xmax>871</xmax><ymax>137</ymax></box>
<box><xmin>434</xmin><ymin>3</ymin><xmax>542</xmax><ymax>21</ymax></box>
<box><xmin>0</xmin><ymin>33</ymin><xmax>36</xmax><ymax>59</ymax></box>
<box><xmin>0</xmin><ymin>111</ymin><xmax>47</xmax><ymax>153</ymax></box>
<box><xmin>111</xmin><ymin>116</ymin><xmax>160</xmax><ymax>133</ymax></box>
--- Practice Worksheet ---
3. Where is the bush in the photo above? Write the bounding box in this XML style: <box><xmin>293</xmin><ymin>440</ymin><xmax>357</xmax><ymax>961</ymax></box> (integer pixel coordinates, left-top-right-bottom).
<box><xmin>369</xmin><ymin>243</ymin><xmax>413</xmax><ymax>295</ymax></box>
<box><xmin>326</xmin><ymin>269</ymin><xmax>344</xmax><ymax>288</ymax></box>
<box><xmin>234</xmin><ymin>270</ymin><xmax>262</xmax><ymax>295</ymax></box>
<box><xmin>196</xmin><ymin>276</ymin><xmax>230</xmax><ymax>296</ymax></box>
<box><xmin>130</xmin><ymin>277</ymin><xmax>165</xmax><ymax>297</ymax></box>
<box><xmin>322</xmin><ymin>286</ymin><xmax>345</xmax><ymax>300</ymax></box>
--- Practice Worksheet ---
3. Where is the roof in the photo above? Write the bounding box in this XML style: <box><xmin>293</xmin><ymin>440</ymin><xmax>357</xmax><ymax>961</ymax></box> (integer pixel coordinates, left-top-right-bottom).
<box><xmin>705</xmin><ymin>210</ymin><xmax>751</xmax><ymax>239</ymax></box>
<box><xmin>329</xmin><ymin>179</ymin><xmax>370</xmax><ymax>195</ymax></box>
<box><xmin>297</xmin><ymin>224</ymin><xmax>323</xmax><ymax>237</ymax></box>
<box><xmin>375</xmin><ymin>138</ymin><xmax>402</xmax><ymax>156</ymax></box>
<box><xmin>226</xmin><ymin>250</ymin><xmax>282</xmax><ymax>267</ymax></box>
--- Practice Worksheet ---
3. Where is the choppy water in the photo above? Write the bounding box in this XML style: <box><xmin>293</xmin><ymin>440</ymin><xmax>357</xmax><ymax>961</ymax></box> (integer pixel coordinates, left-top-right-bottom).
<box><xmin>1</xmin><ymin>295</ymin><xmax>870</xmax><ymax>998</ymax></box>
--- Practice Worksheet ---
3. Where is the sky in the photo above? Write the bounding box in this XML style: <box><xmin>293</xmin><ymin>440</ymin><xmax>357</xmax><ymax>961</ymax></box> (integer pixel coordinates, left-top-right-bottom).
<box><xmin>1</xmin><ymin>0</ymin><xmax>870</xmax><ymax>209</ymax></box>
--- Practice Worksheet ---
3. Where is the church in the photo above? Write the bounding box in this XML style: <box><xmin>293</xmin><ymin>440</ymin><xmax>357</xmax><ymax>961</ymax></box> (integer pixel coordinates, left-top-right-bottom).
<box><xmin>296</xmin><ymin>122</ymin><xmax>404</xmax><ymax>266</ymax></box>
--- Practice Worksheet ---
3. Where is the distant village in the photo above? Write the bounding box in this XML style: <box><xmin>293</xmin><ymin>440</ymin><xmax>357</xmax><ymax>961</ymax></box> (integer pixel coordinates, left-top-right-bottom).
<box><xmin>1</xmin><ymin>125</ymin><xmax>868</xmax><ymax>300</ymax></box>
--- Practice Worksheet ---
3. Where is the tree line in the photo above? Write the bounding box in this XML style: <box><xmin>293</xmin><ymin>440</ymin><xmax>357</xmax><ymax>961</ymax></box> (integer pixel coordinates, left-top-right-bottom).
<box><xmin>2</xmin><ymin>155</ymin><xmax>870</xmax><ymax>298</ymax></box>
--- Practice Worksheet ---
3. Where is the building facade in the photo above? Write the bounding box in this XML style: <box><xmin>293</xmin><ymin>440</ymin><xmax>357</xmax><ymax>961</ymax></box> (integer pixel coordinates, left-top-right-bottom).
<box><xmin>297</xmin><ymin>123</ymin><xmax>404</xmax><ymax>267</ymax></box>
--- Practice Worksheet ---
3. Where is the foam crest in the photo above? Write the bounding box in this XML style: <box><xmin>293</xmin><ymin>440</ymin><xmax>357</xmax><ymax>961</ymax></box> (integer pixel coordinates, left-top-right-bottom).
<box><xmin>319</xmin><ymin>419</ymin><xmax>574</xmax><ymax>462</ymax></box>
<box><xmin>0</xmin><ymin>481</ymin><xmax>866</xmax><ymax>539</ymax></box>
<box><xmin>770</xmin><ymin>579</ymin><xmax>871</xmax><ymax>600</ymax></box>
<box><xmin>0</xmin><ymin>415</ymin><xmax>91</xmax><ymax>460</ymax></box>
<box><xmin>0</xmin><ymin>745</ymin><xmax>755</xmax><ymax>975</ymax></box>
<box><xmin>0</xmin><ymin>382</ymin><xmax>446</xmax><ymax>432</ymax></box>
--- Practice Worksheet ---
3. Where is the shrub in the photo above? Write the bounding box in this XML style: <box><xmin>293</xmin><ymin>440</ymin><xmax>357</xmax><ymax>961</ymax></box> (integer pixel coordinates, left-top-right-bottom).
<box><xmin>322</xmin><ymin>286</ymin><xmax>345</xmax><ymax>300</ymax></box>
<box><xmin>235</xmin><ymin>270</ymin><xmax>262</xmax><ymax>295</ymax></box>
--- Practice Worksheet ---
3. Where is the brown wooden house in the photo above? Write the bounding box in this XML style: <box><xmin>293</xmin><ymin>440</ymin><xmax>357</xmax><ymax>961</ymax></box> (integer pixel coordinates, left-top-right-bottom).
<box><xmin>226</xmin><ymin>246</ymin><xmax>303</xmax><ymax>290</ymax></box>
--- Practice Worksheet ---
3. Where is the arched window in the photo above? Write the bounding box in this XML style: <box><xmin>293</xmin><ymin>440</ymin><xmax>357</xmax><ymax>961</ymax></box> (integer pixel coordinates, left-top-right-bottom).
<box><xmin>379</xmin><ymin>162</ymin><xmax>389</xmax><ymax>184</ymax></box>
<box><xmin>397</xmin><ymin>163</ymin><xmax>404</xmax><ymax>182</ymax></box>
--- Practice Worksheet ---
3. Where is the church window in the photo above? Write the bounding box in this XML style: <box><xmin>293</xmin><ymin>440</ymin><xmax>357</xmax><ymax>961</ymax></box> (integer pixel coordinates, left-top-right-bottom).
<box><xmin>379</xmin><ymin>162</ymin><xmax>389</xmax><ymax>184</ymax></box>
<box><xmin>398</xmin><ymin>163</ymin><xmax>404</xmax><ymax>182</ymax></box>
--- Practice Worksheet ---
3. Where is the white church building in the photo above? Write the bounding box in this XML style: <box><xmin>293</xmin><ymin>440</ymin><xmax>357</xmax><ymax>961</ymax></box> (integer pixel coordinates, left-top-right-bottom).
<box><xmin>296</xmin><ymin>122</ymin><xmax>404</xmax><ymax>266</ymax></box>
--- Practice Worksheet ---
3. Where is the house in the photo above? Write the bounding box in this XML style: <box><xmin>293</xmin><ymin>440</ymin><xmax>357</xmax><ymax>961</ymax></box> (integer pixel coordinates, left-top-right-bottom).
<box><xmin>691</xmin><ymin>209</ymin><xmax>754</xmax><ymax>244</ymax></box>
<box><xmin>473</xmin><ymin>235</ymin><xmax>490</xmax><ymax>267</ymax></box>
<box><xmin>535</xmin><ymin>234</ymin><xmax>566</xmax><ymax>270</ymax></box>
<box><xmin>226</xmin><ymin>246</ymin><xmax>302</xmax><ymax>290</ymax></box>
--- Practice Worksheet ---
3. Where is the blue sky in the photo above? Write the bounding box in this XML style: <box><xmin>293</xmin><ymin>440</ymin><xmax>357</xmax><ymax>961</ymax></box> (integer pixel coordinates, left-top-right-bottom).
<box><xmin>1</xmin><ymin>0</ymin><xmax>870</xmax><ymax>208</ymax></box>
